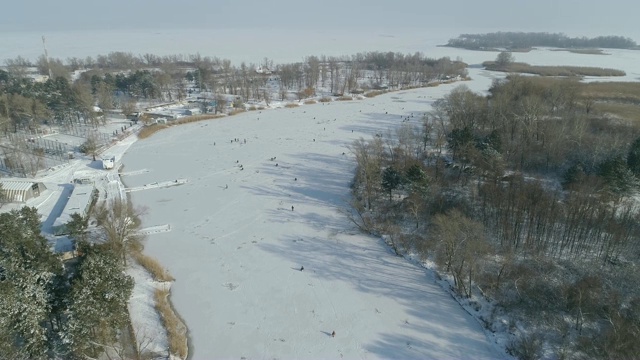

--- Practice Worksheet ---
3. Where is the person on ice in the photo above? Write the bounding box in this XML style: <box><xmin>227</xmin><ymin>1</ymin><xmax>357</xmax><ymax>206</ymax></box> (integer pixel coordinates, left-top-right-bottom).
<box><xmin>332</xmin><ymin>331</ymin><xmax>336</xmax><ymax>337</ymax></box>
<box><xmin>291</xmin><ymin>205</ymin><xmax>294</xmax><ymax>211</ymax></box>
<box><xmin>300</xmin><ymin>266</ymin><xmax>304</xmax><ymax>271</ymax></box>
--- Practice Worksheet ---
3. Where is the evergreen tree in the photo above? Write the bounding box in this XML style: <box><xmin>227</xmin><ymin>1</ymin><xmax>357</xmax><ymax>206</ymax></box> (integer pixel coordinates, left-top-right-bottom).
<box><xmin>627</xmin><ymin>136</ymin><xmax>640</xmax><ymax>176</ymax></box>
<box><xmin>405</xmin><ymin>164</ymin><xmax>429</xmax><ymax>195</ymax></box>
<box><xmin>598</xmin><ymin>156</ymin><xmax>639</xmax><ymax>196</ymax></box>
<box><xmin>563</xmin><ymin>163</ymin><xmax>587</xmax><ymax>189</ymax></box>
<box><xmin>485</xmin><ymin>130</ymin><xmax>502</xmax><ymax>153</ymax></box>
<box><xmin>381</xmin><ymin>166</ymin><xmax>403</xmax><ymax>200</ymax></box>
<box><xmin>0</xmin><ymin>207</ymin><xmax>62</xmax><ymax>358</ymax></box>
<box><xmin>66</xmin><ymin>245</ymin><xmax>133</xmax><ymax>358</ymax></box>
<box><xmin>66</xmin><ymin>213</ymin><xmax>88</xmax><ymax>242</ymax></box>
<box><xmin>447</xmin><ymin>127</ymin><xmax>475</xmax><ymax>161</ymax></box>
<box><xmin>0</xmin><ymin>183</ymin><xmax>8</xmax><ymax>208</ymax></box>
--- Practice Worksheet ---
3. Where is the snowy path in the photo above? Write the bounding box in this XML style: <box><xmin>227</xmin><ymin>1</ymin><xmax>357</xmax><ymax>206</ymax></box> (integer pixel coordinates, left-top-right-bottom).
<box><xmin>122</xmin><ymin>82</ymin><xmax>507</xmax><ymax>359</ymax></box>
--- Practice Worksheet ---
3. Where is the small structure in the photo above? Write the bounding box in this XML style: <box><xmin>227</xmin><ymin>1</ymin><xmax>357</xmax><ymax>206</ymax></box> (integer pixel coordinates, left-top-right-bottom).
<box><xmin>0</xmin><ymin>180</ymin><xmax>46</xmax><ymax>202</ymax></box>
<box><xmin>52</xmin><ymin>184</ymin><xmax>97</xmax><ymax>235</ymax></box>
<box><xmin>256</xmin><ymin>66</ymin><xmax>272</xmax><ymax>75</ymax></box>
<box><xmin>184</xmin><ymin>108</ymin><xmax>202</xmax><ymax>116</ymax></box>
<box><xmin>102</xmin><ymin>155</ymin><xmax>116</xmax><ymax>170</ymax></box>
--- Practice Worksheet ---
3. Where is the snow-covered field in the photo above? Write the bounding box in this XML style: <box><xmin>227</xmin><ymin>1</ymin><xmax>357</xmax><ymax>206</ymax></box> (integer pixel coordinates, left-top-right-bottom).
<box><xmin>121</xmin><ymin>81</ymin><xmax>508</xmax><ymax>359</ymax></box>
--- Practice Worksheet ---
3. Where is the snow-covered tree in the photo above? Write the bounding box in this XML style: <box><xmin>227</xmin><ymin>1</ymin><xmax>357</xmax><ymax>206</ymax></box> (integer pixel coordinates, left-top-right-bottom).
<box><xmin>0</xmin><ymin>207</ymin><xmax>62</xmax><ymax>358</ymax></box>
<box><xmin>598</xmin><ymin>155</ymin><xmax>639</xmax><ymax>196</ymax></box>
<box><xmin>66</xmin><ymin>246</ymin><xmax>133</xmax><ymax>358</ymax></box>
<box><xmin>65</xmin><ymin>212</ymin><xmax>89</xmax><ymax>243</ymax></box>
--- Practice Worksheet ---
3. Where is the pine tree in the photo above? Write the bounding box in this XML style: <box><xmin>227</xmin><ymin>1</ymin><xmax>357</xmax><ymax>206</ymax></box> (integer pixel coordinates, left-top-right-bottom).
<box><xmin>563</xmin><ymin>163</ymin><xmax>587</xmax><ymax>189</ymax></box>
<box><xmin>598</xmin><ymin>156</ymin><xmax>639</xmax><ymax>196</ymax></box>
<box><xmin>66</xmin><ymin>212</ymin><xmax>89</xmax><ymax>243</ymax></box>
<box><xmin>0</xmin><ymin>183</ymin><xmax>8</xmax><ymax>208</ymax></box>
<box><xmin>66</xmin><ymin>245</ymin><xmax>133</xmax><ymax>358</ymax></box>
<box><xmin>381</xmin><ymin>166</ymin><xmax>403</xmax><ymax>201</ymax></box>
<box><xmin>627</xmin><ymin>136</ymin><xmax>640</xmax><ymax>176</ymax></box>
<box><xmin>405</xmin><ymin>164</ymin><xmax>429</xmax><ymax>195</ymax></box>
<box><xmin>0</xmin><ymin>207</ymin><xmax>62</xmax><ymax>358</ymax></box>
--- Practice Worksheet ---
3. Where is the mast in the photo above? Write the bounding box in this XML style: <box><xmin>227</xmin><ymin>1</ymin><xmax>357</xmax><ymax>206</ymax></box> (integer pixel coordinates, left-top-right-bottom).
<box><xmin>41</xmin><ymin>35</ymin><xmax>53</xmax><ymax>79</ymax></box>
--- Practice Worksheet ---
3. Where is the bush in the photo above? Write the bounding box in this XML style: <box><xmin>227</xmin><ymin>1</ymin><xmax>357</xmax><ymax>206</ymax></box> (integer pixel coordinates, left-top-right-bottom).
<box><xmin>304</xmin><ymin>100</ymin><xmax>317</xmax><ymax>105</ymax></box>
<box><xmin>336</xmin><ymin>96</ymin><xmax>353</xmax><ymax>101</ymax></box>
<box><xmin>483</xmin><ymin>61</ymin><xmax>626</xmax><ymax>77</ymax></box>
<box><xmin>364</xmin><ymin>90</ymin><xmax>385</xmax><ymax>98</ymax></box>
<box><xmin>228</xmin><ymin>109</ymin><xmax>246</xmax><ymax>116</ymax></box>
<box><xmin>284</xmin><ymin>103</ymin><xmax>299</xmax><ymax>108</ymax></box>
<box><xmin>132</xmin><ymin>251</ymin><xmax>174</xmax><ymax>282</ymax></box>
<box><xmin>137</xmin><ymin>114</ymin><xmax>226</xmax><ymax>139</ymax></box>
<box><xmin>509</xmin><ymin>333</ymin><xmax>543</xmax><ymax>360</ymax></box>
<box><xmin>318</xmin><ymin>97</ymin><xmax>332</xmax><ymax>102</ymax></box>
<box><xmin>137</xmin><ymin>124</ymin><xmax>168</xmax><ymax>139</ymax></box>
<box><xmin>155</xmin><ymin>288</ymin><xmax>188</xmax><ymax>359</ymax></box>
<box><xmin>175</xmin><ymin>114</ymin><xmax>225</xmax><ymax>124</ymax></box>
<box><xmin>299</xmin><ymin>87</ymin><xmax>315</xmax><ymax>98</ymax></box>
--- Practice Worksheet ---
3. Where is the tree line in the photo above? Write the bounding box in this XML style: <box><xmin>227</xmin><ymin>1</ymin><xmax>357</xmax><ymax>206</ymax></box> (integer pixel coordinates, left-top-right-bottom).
<box><xmin>0</xmin><ymin>199</ymin><xmax>146</xmax><ymax>358</ymax></box>
<box><xmin>446</xmin><ymin>31</ymin><xmax>638</xmax><ymax>50</ymax></box>
<box><xmin>348</xmin><ymin>76</ymin><xmax>640</xmax><ymax>358</ymax></box>
<box><xmin>1</xmin><ymin>50</ymin><xmax>466</xmax><ymax>135</ymax></box>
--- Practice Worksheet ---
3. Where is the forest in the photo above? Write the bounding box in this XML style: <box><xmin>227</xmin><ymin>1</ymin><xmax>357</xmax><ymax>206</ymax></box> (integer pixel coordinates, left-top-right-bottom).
<box><xmin>0</xmin><ymin>201</ymin><xmax>144</xmax><ymax>358</ymax></box>
<box><xmin>348</xmin><ymin>75</ymin><xmax>640</xmax><ymax>359</ymax></box>
<box><xmin>445</xmin><ymin>32</ymin><xmax>638</xmax><ymax>50</ymax></box>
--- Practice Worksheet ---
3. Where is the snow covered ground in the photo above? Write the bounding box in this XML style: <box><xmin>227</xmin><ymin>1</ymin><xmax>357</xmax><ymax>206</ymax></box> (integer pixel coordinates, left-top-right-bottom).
<box><xmin>121</xmin><ymin>80</ymin><xmax>508</xmax><ymax>359</ymax></box>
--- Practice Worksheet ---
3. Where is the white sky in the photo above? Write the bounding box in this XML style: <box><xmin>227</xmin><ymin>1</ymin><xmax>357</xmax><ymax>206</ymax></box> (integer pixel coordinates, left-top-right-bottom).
<box><xmin>2</xmin><ymin>0</ymin><xmax>639</xmax><ymax>39</ymax></box>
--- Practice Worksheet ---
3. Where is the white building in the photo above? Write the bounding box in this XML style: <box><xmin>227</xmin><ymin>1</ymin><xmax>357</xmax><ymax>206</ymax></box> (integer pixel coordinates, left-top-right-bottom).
<box><xmin>52</xmin><ymin>184</ymin><xmax>97</xmax><ymax>235</ymax></box>
<box><xmin>0</xmin><ymin>180</ymin><xmax>46</xmax><ymax>202</ymax></box>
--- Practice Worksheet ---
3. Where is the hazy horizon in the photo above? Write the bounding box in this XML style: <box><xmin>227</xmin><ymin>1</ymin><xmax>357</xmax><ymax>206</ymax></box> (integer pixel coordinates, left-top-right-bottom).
<box><xmin>2</xmin><ymin>0</ymin><xmax>639</xmax><ymax>66</ymax></box>
<box><xmin>2</xmin><ymin>0</ymin><xmax>638</xmax><ymax>39</ymax></box>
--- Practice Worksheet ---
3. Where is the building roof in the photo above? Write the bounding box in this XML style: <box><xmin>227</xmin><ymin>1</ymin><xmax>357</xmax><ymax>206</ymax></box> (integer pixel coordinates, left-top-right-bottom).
<box><xmin>53</xmin><ymin>184</ymin><xmax>96</xmax><ymax>231</ymax></box>
<box><xmin>0</xmin><ymin>180</ymin><xmax>35</xmax><ymax>192</ymax></box>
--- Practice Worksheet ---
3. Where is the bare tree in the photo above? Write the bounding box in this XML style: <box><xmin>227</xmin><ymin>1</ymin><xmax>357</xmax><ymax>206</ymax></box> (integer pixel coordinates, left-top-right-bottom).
<box><xmin>432</xmin><ymin>209</ymin><xmax>490</xmax><ymax>297</ymax></box>
<box><xmin>120</xmin><ymin>97</ymin><xmax>137</xmax><ymax>120</ymax></box>
<box><xmin>3</xmin><ymin>138</ymin><xmax>45</xmax><ymax>177</ymax></box>
<box><xmin>214</xmin><ymin>94</ymin><xmax>226</xmax><ymax>114</ymax></box>
<box><xmin>97</xmin><ymin>82</ymin><xmax>116</xmax><ymax>113</ymax></box>
<box><xmin>95</xmin><ymin>199</ymin><xmax>145</xmax><ymax>266</ymax></box>
<box><xmin>80</xmin><ymin>132</ymin><xmax>99</xmax><ymax>161</ymax></box>
<box><xmin>349</xmin><ymin>137</ymin><xmax>384</xmax><ymax>210</ymax></box>
<box><xmin>495</xmin><ymin>51</ymin><xmax>515</xmax><ymax>68</ymax></box>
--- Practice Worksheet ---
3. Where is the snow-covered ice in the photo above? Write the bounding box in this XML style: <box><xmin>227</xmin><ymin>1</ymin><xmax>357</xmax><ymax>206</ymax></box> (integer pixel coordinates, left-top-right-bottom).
<box><xmin>121</xmin><ymin>83</ymin><xmax>508</xmax><ymax>359</ymax></box>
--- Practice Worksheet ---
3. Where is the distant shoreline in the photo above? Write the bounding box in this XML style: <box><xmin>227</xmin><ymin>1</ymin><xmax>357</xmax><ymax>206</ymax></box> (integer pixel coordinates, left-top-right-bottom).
<box><xmin>443</xmin><ymin>31</ymin><xmax>640</xmax><ymax>52</ymax></box>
